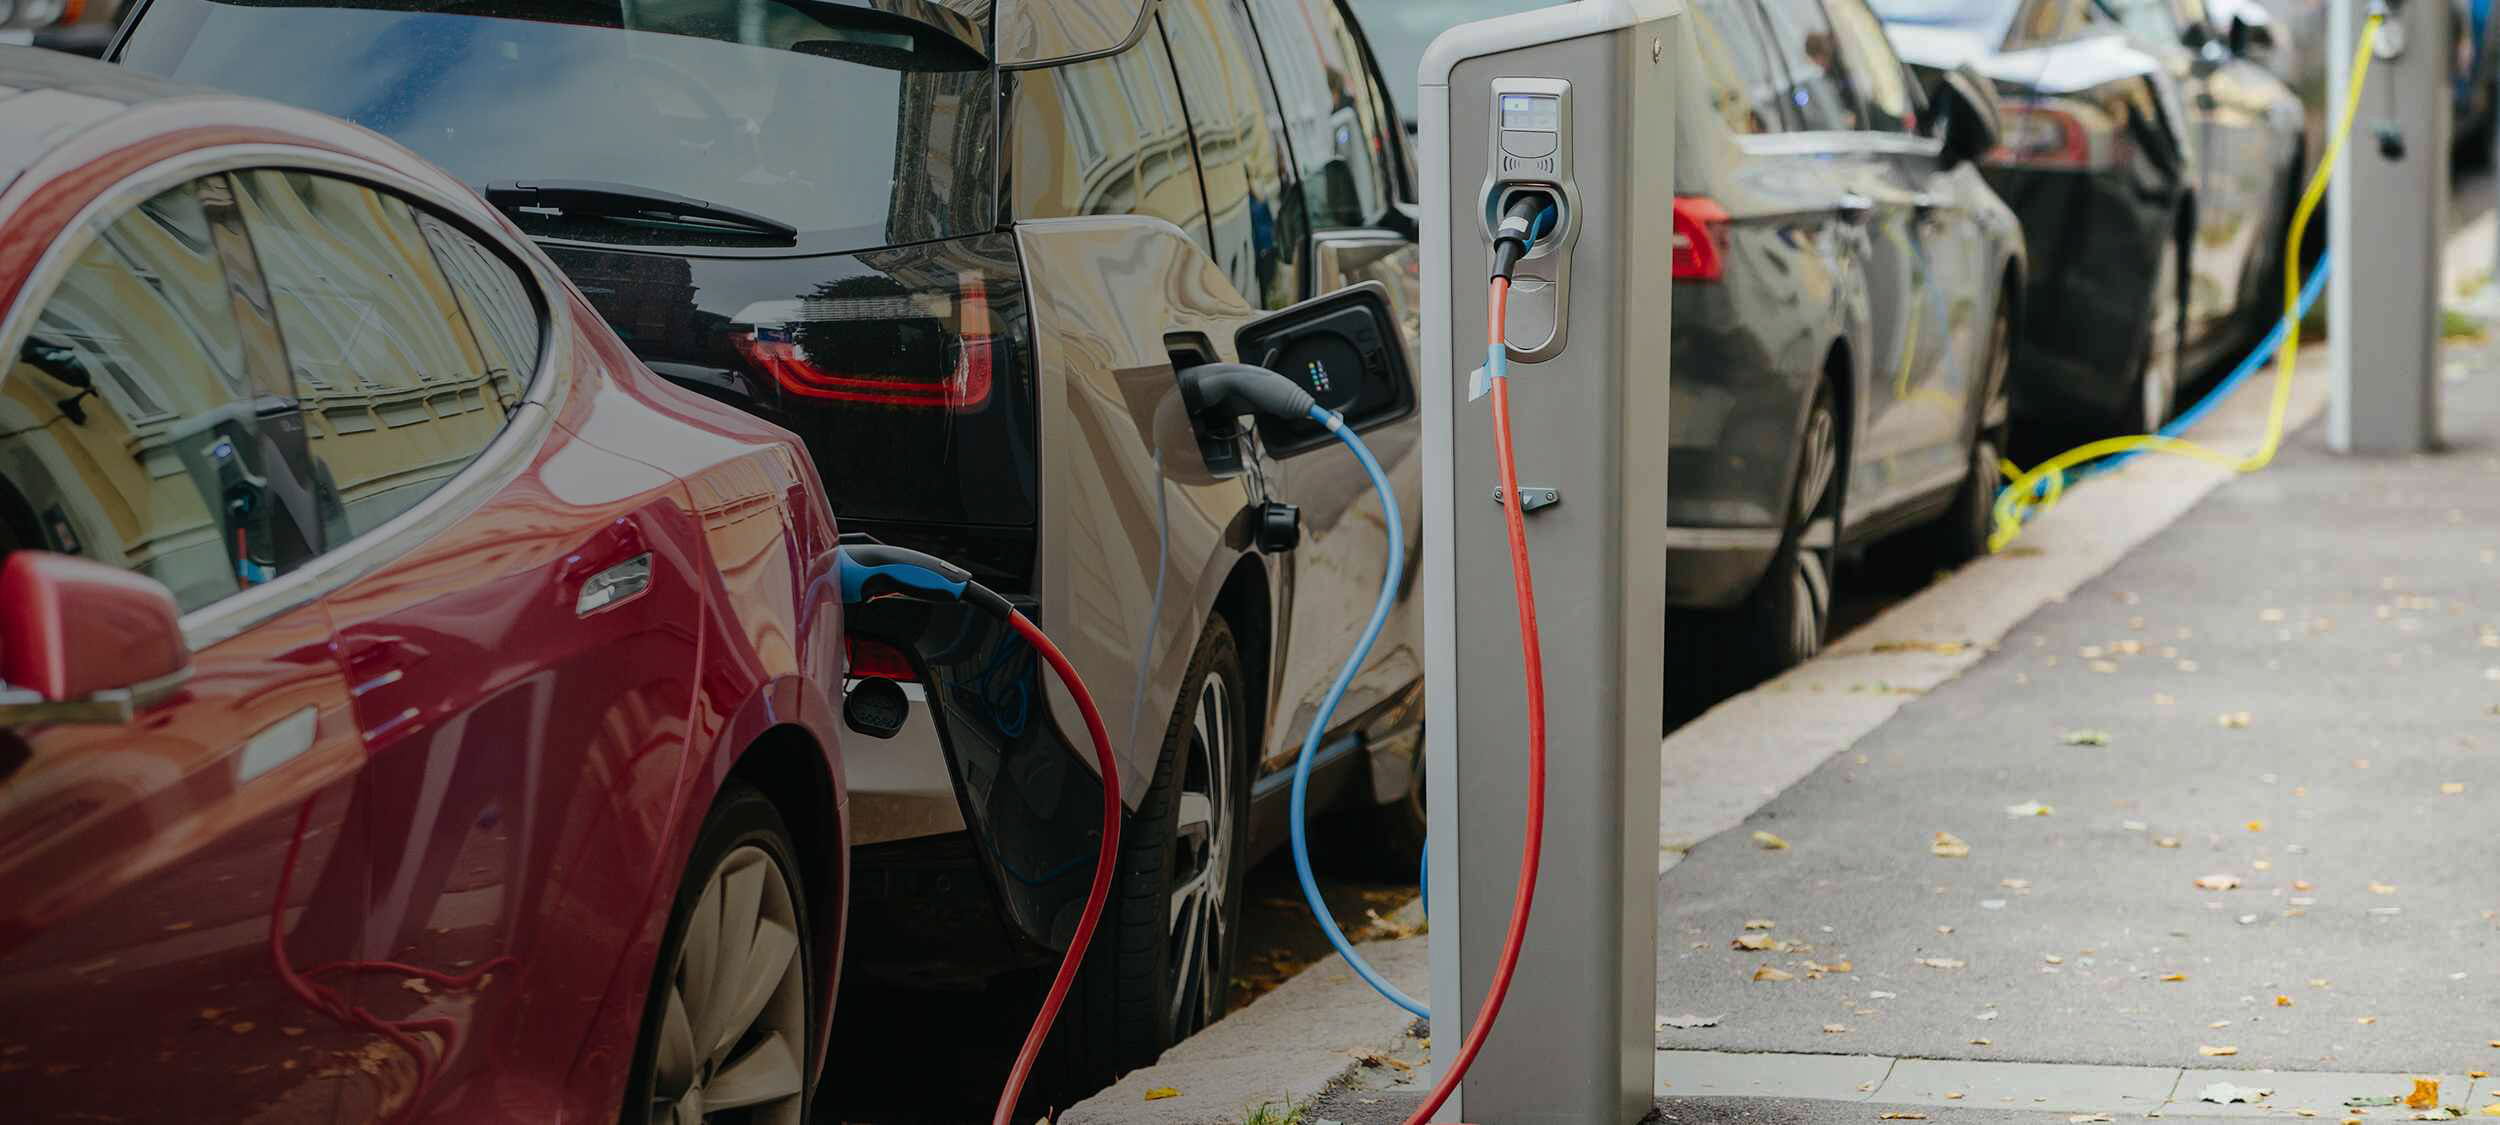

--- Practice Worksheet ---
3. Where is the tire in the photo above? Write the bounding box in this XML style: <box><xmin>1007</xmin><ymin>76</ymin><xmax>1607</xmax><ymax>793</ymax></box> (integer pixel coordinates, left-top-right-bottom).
<box><xmin>621</xmin><ymin>780</ymin><xmax>813</xmax><ymax>1125</ymax></box>
<box><xmin>1730</xmin><ymin>382</ymin><xmax>1841</xmax><ymax>682</ymax></box>
<box><xmin>1916</xmin><ymin>298</ymin><xmax>2013</xmax><ymax>570</ymax></box>
<box><xmin>2119</xmin><ymin>231</ymin><xmax>2184</xmax><ymax>437</ymax></box>
<box><xmin>1053</xmin><ymin>617</ymin><xmax>1252</xmax><ymax>1089</ymax></box>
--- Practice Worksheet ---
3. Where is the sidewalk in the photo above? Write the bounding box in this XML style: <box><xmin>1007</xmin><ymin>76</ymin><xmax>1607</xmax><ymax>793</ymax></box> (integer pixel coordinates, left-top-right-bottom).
<box><xmin>1067</xmin><ymin>272</ymin><xmax>2500</xmax><ymax>1124</ymax></box>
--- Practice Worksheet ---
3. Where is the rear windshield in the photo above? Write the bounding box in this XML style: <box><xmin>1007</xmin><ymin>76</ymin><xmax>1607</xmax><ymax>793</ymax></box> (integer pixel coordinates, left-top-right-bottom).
<box><xmin>1865</xmin><ymin>0</ymin><xmax>2020</xmax><ymax>42</ymax></box>
<box><xmin>119</xmin><ymin>0</ymin><xmax>997</xmax><ymax>251</ymax></box>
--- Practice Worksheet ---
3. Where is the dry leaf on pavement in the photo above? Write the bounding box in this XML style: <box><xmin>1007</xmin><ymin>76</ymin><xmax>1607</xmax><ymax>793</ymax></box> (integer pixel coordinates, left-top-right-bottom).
<box><xmin>1878</xmin><ymin>1114</ymin><xmax>1928</xmax><ymax>1120</ymax></box>
<box><xmin>2409</xmin><ymin>1080</ymin><xmax>2443</xmax><ymax>1110</ymax></box>
<box><xmin>1824</xmin><ymin>1024</ymin><xmax>1849</xmax><ymax>1034</ymax></box>
<box><xmin>2065</xmin><ymin>729</ymin><xmax>2112</xmax><ymax>746</ymax></box>
<box><xmin>1744</xmin><ymin>918</ymin><xmax>1777</xmax><ymax>930</ymax></box>
<box><xmin>1143</xmin><ymin>1087</ymin><xmax>1182</xmax><ymax>1101</ymax></box>
<box><xmin>2197</xmin><ymin>874</ymin><xmax>2243</xmax><ymax>891</ymax></box>
<box><xmin>1753</xmin><ymin>965</ymin><xmax>1795</xmax><ymax>982</ymax></box>
<box><xmin>2202</xmin><ymin>1083</ymin><xmax>2274</xmax><ymax>1104</ymax></box>
<box><xmin>2371</xmin><ymin>883</ymin><xmax>2399</xmax><ymax>895</ymax></box>
<box><xmin>2073</xmin><ymin>1114</ymin><xmax>2115</xmax><ymax>1123</ymax></box>
<box><xmin>1932</xmin><ymin>832</ymin><xmax>1972</xmax><ymax>859</ymax></box>
<box><xmin>2201</xmin><ymin>1045</ymin><xmax>2240</xmax><ymax>1057</ymax></box>
<box><xmin>2006</xmin><ymin>801</ymin><xmax>2055</xmax><ymax>817</ymax></box>
<box><xmin>2219</xmin><ymin>711</ymin><xmax>2253</xmax><ymax>728</ymax></box>
<box><xmin>1660</xmin><ymin>1014</ymin><xmax>1722</xmax><ymax>1030</ymax></box>
<box><xmin>2278</xmin><ymin>995</ymin><xmax>2295</xmax><ymax>1007</ymax></box>
<box><xmin>1753</xmin><ymin>831</ymin><xmax>1791</xmax><ymax>851</ymax></box>
<box><xmin>2161</xmin><ymin>972</ymin><xmax>2188</xmax><ymax>982</ymax></box>
<box><xmin>1917</xmin><ymin>957</ymin><xmax>1966</xmax><ymax>970</ymax></box>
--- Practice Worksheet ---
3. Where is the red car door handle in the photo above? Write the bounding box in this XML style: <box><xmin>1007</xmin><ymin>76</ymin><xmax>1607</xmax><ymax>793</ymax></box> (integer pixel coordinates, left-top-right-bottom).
<box><xmin>564</xmin><ymin>519</ymin><xmax>655</xmax><ymax>617</ymax></box>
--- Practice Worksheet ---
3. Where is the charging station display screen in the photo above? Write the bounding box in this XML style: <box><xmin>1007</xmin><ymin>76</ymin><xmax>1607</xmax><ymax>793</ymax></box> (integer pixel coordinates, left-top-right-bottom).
<box><xmin>1500</xmin><ymin>93</ymin><xmax>1560</xmax><ymax>131</ymax></box>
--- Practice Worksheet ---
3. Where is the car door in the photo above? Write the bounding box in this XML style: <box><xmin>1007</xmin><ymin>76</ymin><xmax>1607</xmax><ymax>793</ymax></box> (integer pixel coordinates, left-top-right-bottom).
<box><xmin>1757</xmin><ymin>0</ymin><xmax>1936</xmax><ymax>515</ymax></box>
<box><xmin>220</xmin><ymin>167</ymin><xmax>718</xmax><ymax>1122</ymax></box>
<box><xmin>1234</xmin><ymin>0</ymin><xmax>1424</xmax><ymax>774</ymax></box>
<box><xmin>2103</xmin><ymin>0</ymin><xmax>2252</xmax><ymax>344</ymax></box>
<box><xmin>1826</xmin><ymin>0</ymin><xmax>1978</xmax><ymax>490</ymax></box>
<box><xmin>0</xmin><ymin>172</ymin><xmax>377</xmax><ymax>1124</ymax></box>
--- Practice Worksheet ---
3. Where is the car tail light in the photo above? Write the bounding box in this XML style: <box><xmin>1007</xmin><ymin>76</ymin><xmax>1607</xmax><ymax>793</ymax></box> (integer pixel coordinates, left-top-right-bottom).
<box><xmin>729</xmin><ymin>275</ymin><xmax>995</xmax><ymax>410</ymax></box>
<box><xmin>2</xmin><ymin>0</ymin><xmax>84</xmax><ymax>30</ymax></box>
<box><xmin>847</xmin><ymin>635</ymin><xmax>919</xmax><ymax>682</ymax></box>
<box><xmin>1985</xmin><ymin>100</ymin><xmax>2128</xmax><ymax>171</ymax></box>
<box><xmin>1672</xmin><ymin>196</ymin><xmax>1729</xmax><ymax>282</ymax></box>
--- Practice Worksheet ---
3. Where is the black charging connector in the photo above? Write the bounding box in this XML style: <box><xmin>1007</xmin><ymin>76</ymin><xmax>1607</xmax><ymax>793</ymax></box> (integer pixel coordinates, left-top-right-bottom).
<box><xmin>1490</xmin><ymin>191</ymin><xmax>1558</xmax><ymax>281</ymax></box>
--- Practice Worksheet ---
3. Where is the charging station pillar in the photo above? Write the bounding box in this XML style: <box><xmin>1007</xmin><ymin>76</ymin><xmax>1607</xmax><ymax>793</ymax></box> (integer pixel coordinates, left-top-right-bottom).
<box><xmin>2329</xmin><ymin>0</ymin><xmax>2446</xmax><ymax>453</ymax></box>
<box><xmin>1419</xmin><ymin>3</ymin><xmax>1679</xmax><ymax>1120</ymax></box>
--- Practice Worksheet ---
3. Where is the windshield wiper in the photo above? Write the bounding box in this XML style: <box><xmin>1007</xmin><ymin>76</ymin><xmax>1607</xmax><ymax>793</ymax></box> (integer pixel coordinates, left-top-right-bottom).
<box><xmin>483</xmin><ymin>180</ymin><xmax>799</xmax><ymax>243</ymax></box>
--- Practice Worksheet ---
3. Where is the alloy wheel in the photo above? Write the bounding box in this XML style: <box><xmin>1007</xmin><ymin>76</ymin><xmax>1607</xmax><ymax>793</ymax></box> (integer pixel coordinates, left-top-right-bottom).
<box><xmin>1790</xmin><ymin>403</ymin><xmax>1839</xmax><ymax>659</ymax></box>
<box><xmin>1165</xmin><ymin>670</ymin><xmax>1236</xmax><ymax>1040</ymax></box>
<box><xmin>648</xmin><ymin>845</ymin><xmax>808</xmax><ymax>1125</ymax></box>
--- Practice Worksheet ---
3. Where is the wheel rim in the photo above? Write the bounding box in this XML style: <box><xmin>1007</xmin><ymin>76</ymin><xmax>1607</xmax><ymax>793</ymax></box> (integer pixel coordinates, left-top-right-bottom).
<box><xmin>648</xmin><ymin>845</ymin><xmax>807</xmax><ymax>1125</ymax></box>
<box><xmin>1166</xmin><ymin>670</ymin><xmax>1235</xmax><ymax>1039</ymax></box>
<box><xmin>1791</xmin><ymin>404</ymin><xmax>1839</xmax><ymax>658</ymax></box>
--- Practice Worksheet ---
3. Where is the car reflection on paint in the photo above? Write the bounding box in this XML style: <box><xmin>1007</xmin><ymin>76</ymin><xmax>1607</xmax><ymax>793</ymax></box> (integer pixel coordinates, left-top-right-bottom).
<box><xmin>0</xmin><ymin>48</ymin><xmax>850</xmax><ymax>1125</ymax></box>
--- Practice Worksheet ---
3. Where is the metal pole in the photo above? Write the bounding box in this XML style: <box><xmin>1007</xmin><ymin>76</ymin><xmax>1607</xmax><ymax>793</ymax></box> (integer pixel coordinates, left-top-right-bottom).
<box><xmin>2329</xmin><ymin>0</ymin><xmax>2446</xmax><ymax>453</ymax></box>
<box><xmin>1421</xmin><ymin>2</ymin><xmax>1677</xmax><ymax>1120</ymax></box>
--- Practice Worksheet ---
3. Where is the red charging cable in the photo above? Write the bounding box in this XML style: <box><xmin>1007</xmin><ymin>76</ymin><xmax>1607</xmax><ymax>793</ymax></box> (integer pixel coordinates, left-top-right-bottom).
<box><xmin>1402</xmin><ymin>276</ymin><xmax>1550</xmax><ymax>1125</ymax></box>
<box><xmin>991</xmin><ymin>607</ymin><xmax>1122</xmax><ymax>1125</ymax></box>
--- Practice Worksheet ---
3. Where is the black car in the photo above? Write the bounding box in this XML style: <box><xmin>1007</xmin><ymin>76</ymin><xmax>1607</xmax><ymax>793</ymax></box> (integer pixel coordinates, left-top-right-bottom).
<box><xmin>1356</xmin><ymin>0</ymin><xmax>2025</xmax><ymax>685</ymax></box>
<box><xmin>1876</xmin><ymin>0</ymin><xmax>2306</xmax><ymax>440</ymax></box>
<box><xmin>117</xmin><ymin>0</ymin><xmax>1434</xmax><ymax>1086</ymax></box>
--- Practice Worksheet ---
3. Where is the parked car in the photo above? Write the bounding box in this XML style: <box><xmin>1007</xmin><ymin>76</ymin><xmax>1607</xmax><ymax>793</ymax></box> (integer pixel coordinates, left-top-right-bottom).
<box><xmin>0</xmin><ymin>47</ymin><xmax>851</xmax><ymax>1124</ymax></box>
<box><xmin>116</xmin><ymin>0</ymin><xmax>1432</xmax><ymax>1080</ymax></box>
<box><xmin>1353</xmin><ymin>0</ymin><xmax>2025</xmax><ymax>681</ymax></box>
<box><xmin>1875</xmin><ymin>0</ymin><xmax>2303</xmax><ymax>438</ymax></box>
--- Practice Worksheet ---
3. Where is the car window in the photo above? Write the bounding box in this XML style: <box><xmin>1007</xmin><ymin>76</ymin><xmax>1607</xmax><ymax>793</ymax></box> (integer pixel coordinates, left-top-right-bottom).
<box><xmin>1</xmin><ymin>176</ymin><xmax>323</xmax><ymax>612</ymax></box>
<box><xmin>1690</xmin><ymin>0</ymin><xmax>1797</xmax><ymax>133</ymax></box>
<box><xmin>118</xmin><ymin>0</ymin><xmax>997</xmax><ymax>252</ymax></box>
<box><xmin>231</xmin><ymin>170</ymin><xmax>519</xmax><ymax>541</ymax></box>
<box><xmin>1756</xmin><ymin>0</ymin><xmax>1865</xmax><ymax>131</ymax></box>
<box><xmin>413</xmin><ymin>214</ymin><xmax>543</xmax><ymax>388</ymax></box>
<box><xmin>1162</xmin><ymin>0</ymin><xmax>1306</xmax><ymax>309</ymax></box>
<box><xmin>1823</xmin><ymin>0</ymin><xmax>1917</xmax><ymax>132</ymax></box>
<box><xmin>1242</xmin><ymin>0</ymin><xmax>1397</xmax><ymax>229</ymax></box>
<box><xmin>1008</xmin><ymin>23</ymin><xmax>1208</xmax><ymax>239</ymax></box>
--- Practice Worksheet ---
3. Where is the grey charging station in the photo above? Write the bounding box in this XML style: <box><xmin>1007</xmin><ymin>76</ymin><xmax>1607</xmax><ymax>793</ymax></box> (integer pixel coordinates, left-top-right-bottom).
<box><xmin>1419</xmin><ymin>2</ymin><xmax>1679</xmax><ymax>1120</ymax></box>
<box><xmin>2330</xmin><ymin>0</ymin><xmax>2446</xmax><ymax>453</ymax></box>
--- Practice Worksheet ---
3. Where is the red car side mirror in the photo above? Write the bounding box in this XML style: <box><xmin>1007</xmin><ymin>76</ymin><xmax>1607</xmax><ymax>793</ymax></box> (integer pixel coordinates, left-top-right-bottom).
<box><xmin>0</xmin><ymin>551</ymin><xmax>191</xmax><ymax>725</ymax></box>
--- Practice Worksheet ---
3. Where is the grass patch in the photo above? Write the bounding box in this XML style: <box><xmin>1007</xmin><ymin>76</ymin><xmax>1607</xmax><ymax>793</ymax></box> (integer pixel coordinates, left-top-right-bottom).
<box><xmin>1243</xmin><ymin>1102</ymin><xmax>1304</xmax><ymax>1125</ymax></box>
<box><xmin>2443</xmin><ymin>307</ymin><xmax>2488</xmax><ymax>341</ymax></box>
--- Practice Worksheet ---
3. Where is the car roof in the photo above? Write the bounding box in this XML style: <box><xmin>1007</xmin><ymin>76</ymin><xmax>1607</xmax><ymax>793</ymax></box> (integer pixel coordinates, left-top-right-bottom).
<box><xmin>0</xmin><ymin>46</ymin><xmax>206</xmax><ymax>187</ymax></box>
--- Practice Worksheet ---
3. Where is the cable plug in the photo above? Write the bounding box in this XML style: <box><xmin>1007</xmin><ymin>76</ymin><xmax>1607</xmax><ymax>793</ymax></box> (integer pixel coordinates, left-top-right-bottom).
<box><xmin>1491</xmin><ymin>192</ymin><xmax>1558</xmax><ymax>280</ymax></box>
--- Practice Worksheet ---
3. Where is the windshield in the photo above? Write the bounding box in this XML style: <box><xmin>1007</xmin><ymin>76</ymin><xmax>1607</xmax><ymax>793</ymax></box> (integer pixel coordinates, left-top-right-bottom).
<box><xmin>118</xmin><ymin>0</ymin><xmax>997</xmax><ymax>251</ymax></box>
<box><xmin>1346</xmin><ymin>0</ymin><xmax>1566</xmax><ymax>121</ymax></box>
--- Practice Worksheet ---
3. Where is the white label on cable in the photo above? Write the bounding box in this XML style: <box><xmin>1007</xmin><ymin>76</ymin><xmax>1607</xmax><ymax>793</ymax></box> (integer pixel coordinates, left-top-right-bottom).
<box><xmin>1469</xmin><ymin>365</ymin><xmax>1491</xmax><ymax>402</ymax></box>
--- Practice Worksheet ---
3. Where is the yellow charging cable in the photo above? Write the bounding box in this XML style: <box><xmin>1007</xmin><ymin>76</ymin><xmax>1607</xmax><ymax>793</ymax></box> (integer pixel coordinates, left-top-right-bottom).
<box><xmin>1988</xmin><ymin>7</ymin><xmax>2386</xmax><ymax>552</ymax></box>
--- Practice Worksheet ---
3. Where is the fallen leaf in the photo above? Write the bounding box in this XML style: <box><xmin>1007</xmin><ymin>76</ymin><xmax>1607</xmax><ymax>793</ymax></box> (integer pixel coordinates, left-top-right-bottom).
<box><xmin>228</xmin><ymin>1022</ymin><xmax>255</xmax><ymax>1035</ymax></box>
<box><xmin>2197</xmin><ymin>874</ymin><xmax>2243</xmax><ymax>891</ymax></box>
<box><xmin>1732</xmin><ymin>934</ymin><xmax>1782</xmax><ymax>952</ymax></box>
<box><xmin>1753</xmin><ymin>831</ymin><xmax>1791</xmax><ymax>851</ymax></box>
<box><xmin>2003</xmin><ymin>878</ymin><xmax>2032</xmax><ymax>890</ymax></box>
<box><xmin>2278</xmin><ymin>995</ymin><xmax>2295</xmax><ymax>1007</ymax></box>
<box><xmin>1917</xmin><ymin>958</ymin><xmax>1966</xmax><ymax>970</ymax></box>
<box><xmin>1870</xmin><ymin>990</ymin><xmax>1897</xmax><ymax>999</ymax></box>
<box><xmin>1143</xmin><ymin>1088</ymin><xmax>1181</xmax><ymax>1101</ymax></box>
<box><xmin>2247</xmin><ymin>820</ymin><xmax>2267</xmax><ymax>832</ymax></box>
<box><xmin>1350</xmin><ymin>1048</ymin><xmax>1415</xmax><ymax>1072</ymax></box>
<box><xmin>2073</xmin><ymin>1115</ymin><xmax>2115</xmax><ymax>1123</ymax></box>
<box><xmin>1823</xmin><ymin>1024</ymin><xmax>1849</xmax><ymax>1034</ymax></box>
<box><xmin>2371</xmin><ymin>883</ymin><xmax>2399</xmax><ymax>895</ymax></box>
<box><xmin>1878</xmin><ymin>1115</ymin><xmax>1929</xmax><ymax>1120</ymax></box>
<box><xmin>1976</xmin><ymin>1010</ymin><xmax>2000</xmax><ymax>1021</ymax></box>
<box><xmin>1932</xmin><ymin>831</ymin><xmax>1972</xmax><ymax>859</ymax></box>
<box><xmin>2203</xmin><ymin>1083</ymin><xmax>2274</xmax><ymax>1104</ymax></box>
<box><xmin>2212</xmin><ymin>1021</ymin><xmax>2233</xmax><ymax>1029</ymax></box>
<box><xmin>1971</xmin><ymin>1037</ymin><xmax>1994</xmax><ymax>1046</ymax></box>
<box><xmin>1752</xmin><ymin>965</ymin><xmax>1795</xmax><ymax>982</ymax></box>
<box><xmin>2359</xmin><ymin>1017</ymin><xmax>2380</xmax><ymax>1025</ymax></box>
<box><xmin>2351</xmin><ymin>1098</ymin><xmax>2405</xmax><ymax>1108</ymax></box>
<box><xmin>2220</xmin><ymin>711</ymin><xmax>2252</xmax><ymax>728</ymax></box>
<box><xmin>1804</xmin><ymin>960</ymin><xmax>1853</xmax><ymax>975</ymax></box>
<box><xmin>2479</xmin><ymin>1108</ymin><xmax>2500</xmax><ymax>1119</ymax></box>
<box><xmin>1744</xmin><ymin>918</ymin><xmax>1776</xmax><ymax>930</ymax></box>
<box><xmin>2161</xmin><ymin>972</ymin><xmax>2189</xmax><ymax>982</ymax></box>
<box><xmin>2202</xmin><ymin>1045</ymin><xmax>2240</xmax><ymax>1057</ymax></box>
<box><xmin>2064</xmin><ymin>729</ymin><xmax>2112</xmax><ymax>746</ymax></box>
<box><xmin>1946</xmin><ymin>1092</ymin><xmax>1965</xmax><ymax>1100</ymax></box>
<box><xmin>2157</xmin><ymin>836</ymin><xmax>2183</xmax><ymax>849</ymax></box>
<box><xmin>2006</xmin><ymin>801</ymin><xmax>2055</xmax><ymax>817</ymax></box>
<box><xmin>1660</xmin><ymin>1014</ymin><xmax>1722</xmax><ymax>1030</ymax></box>
<box><xmin>2045</xmin><ymin>954</ymin><xmax>2066</xmax><ymax>965</ymax></box>
<box><xmin>2296</xmin><ymin>880</ymin><xmax>2316</xmax><ymax>891</ymax></box>
<box><xmin>2472</xmin><ymin>1072</ymin><xmax>2489</xmax><ymax>1080</ymax></box>
<box><xmin>2409</xmin><ymin>1081</ymin><xmax>2442</xmax><ymax>1111</ymax></box>
<box><xmin>2445</xmin><ymin>783</ymin><xmax>2468</xmax><ymax>795</ymax></box>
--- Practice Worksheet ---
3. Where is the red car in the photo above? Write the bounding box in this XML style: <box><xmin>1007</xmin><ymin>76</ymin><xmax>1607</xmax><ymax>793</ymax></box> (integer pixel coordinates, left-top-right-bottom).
<box><xmin>0</xmin><ymin>49</ymin><xmax>847</xmax><ymax>1124</ymax></box>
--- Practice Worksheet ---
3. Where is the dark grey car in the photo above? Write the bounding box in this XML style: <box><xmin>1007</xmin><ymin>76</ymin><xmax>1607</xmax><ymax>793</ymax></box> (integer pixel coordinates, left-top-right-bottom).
<box><xmin>1356</xmin><ymin>0</ymin><xmax>2025</xmax><ymax>685</ymax></box>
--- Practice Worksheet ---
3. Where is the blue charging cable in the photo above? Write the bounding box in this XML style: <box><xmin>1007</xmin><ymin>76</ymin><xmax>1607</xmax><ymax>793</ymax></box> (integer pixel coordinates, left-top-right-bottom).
<box><xmin>1283</xmin><ymin>403</ymin><xmax>1426</xmax><ymax>1018</ymax></box>
<box><xmin>2006</xmin><ymin>249</ymin><xmax>2332</xmax><ymax>512</ymax></box>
